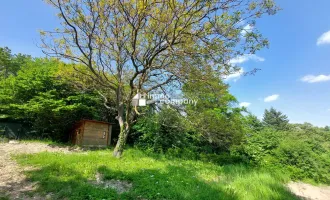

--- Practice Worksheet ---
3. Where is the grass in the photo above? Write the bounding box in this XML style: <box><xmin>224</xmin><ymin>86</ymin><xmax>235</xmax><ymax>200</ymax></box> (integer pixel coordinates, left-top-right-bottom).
<box><xmin>0</xmin><ymin>195</ymin><xmax>9</xmax><ymax>200</ymax></box>
<box><xmin>15</xmin><ymin>148</ymin><xmax>299</xmax><ymax>200</ymax></box>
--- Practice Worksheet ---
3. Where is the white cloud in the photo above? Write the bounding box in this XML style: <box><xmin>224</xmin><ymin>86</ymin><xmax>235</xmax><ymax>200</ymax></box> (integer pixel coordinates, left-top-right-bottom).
<box><xmin>241</xmin><ymin>24</ymin><xmax>254</xmax><ymax>36</ymax></box>
<box><xmin>264</xmin><ymin>94</ymin><xmax>279</xmax><ymax>102</ymax></box>
<box><xmin>301</xmin><ymin>74</ymin><xmax>330</xmax><ymax>83</ymax></box>
<box><xmin>224</xmin><ymin>68</ymin><xmax>244</xmax><ymax>82</ymax></box>
<box><xmin>229</xmin><ymin>54</ymin><xmax>265</xmax><ymax>65</ymax></box>
<box><xmin>239</xmin><ymin>102</ymin><xmax>251</xmax><ymax>107</ymax></box>
<box><xmin>225</xmin><ymin>54</ymin><xmax>264</xmax><ymax>82</ymax></box>
<box><xmin>317</xmin><ymin>30</ymin><xmax>330</xmax><ymax>46</ymax></box>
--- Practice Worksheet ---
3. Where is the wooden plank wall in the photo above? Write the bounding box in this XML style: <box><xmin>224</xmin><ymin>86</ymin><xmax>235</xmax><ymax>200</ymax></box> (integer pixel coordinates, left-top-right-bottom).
<box><xmin>82</xmin><ymin>122</ymin><xmax>109</xmax><ymax>146</ymax></box>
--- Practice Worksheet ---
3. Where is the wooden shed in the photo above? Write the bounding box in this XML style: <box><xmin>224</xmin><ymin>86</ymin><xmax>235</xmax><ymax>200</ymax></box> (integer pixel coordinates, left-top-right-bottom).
<box><xmin>70</xmin><ymin>120</ymin><xmax>112</xmax><ymax>147</ymax></box>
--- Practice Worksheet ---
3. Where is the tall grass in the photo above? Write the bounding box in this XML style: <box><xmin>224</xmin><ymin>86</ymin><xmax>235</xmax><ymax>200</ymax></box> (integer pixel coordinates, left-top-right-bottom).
<box><xmin>15</xmin><ymin>148</ymin><xmax>298</xmax><ymax>200</ymax></box>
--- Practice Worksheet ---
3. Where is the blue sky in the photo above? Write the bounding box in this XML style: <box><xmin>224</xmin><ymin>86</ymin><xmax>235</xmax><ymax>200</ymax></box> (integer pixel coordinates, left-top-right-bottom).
<box><xmin>1</xmin><ymin>0</ymin><xmax>330</xmax><ymax>126</ymax></box>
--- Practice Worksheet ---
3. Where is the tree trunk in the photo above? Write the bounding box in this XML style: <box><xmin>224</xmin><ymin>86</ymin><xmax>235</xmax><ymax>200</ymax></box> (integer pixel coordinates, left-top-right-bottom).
<box><xmin>113</xmin><ymin>125</ymin><xmax>129</xmax><ymax>158</ymax></box>
<box><xmin>113</xmin><ymin>85</ymin><xmax>126</xmax><ymax>158</ymax></box>
<box><xmin>113</xmin><ymin>85</ymin><xmax>134</xmax><ymax>158</ymax></box>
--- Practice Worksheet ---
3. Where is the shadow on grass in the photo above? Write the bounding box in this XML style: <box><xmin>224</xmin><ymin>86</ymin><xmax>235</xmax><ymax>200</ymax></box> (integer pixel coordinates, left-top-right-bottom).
<box><xmin>24</xmin><ymin>163</ymin><xmax>118</xmax><ymax>200</ymax></box>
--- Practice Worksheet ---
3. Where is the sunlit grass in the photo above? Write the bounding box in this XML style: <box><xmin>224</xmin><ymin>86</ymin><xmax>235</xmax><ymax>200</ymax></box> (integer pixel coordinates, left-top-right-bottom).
<box><xmin>15</xmin><ymin>148</ymin><xmax>298</xmax><ymax>200</ymax></box>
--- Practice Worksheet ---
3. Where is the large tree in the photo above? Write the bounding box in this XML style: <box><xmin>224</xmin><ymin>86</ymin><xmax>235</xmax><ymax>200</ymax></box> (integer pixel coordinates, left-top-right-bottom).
<box><xmin>41</xmin><ymin>0</ymin><xmax>278</xmax><ymax>157</ymax></box>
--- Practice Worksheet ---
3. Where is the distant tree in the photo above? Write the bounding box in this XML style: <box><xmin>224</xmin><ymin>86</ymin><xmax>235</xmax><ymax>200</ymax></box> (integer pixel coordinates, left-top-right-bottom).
<box><xmin>245</xmin><ymin>114</ymin><xmax>264</xmax><ymax>132</ymax></box>
<box><xmin>325</xmin><ymin>126</ymin><xmax>330</xmax><ymax>131</ymax></box>
<box><xmin>0</xmin><ymin>47</ymin><xmax>11</xmax><ymax>78</ymax></box>
<box><xmin>0</xmin><ymin>47</ymin><xmax>30</xmax><ymax>78</ymax></box>
<box><xmin>263</xmin><ymin>107</ymin><xmax>289</xmax><ymax>130</ymax></box>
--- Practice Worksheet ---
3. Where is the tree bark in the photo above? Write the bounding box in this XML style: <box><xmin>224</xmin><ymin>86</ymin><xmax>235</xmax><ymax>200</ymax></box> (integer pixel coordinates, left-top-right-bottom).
<box><xmin>113</xmin><ymin>125</ymin><xmax>129</xmax><ymax>158</ymax></box>
<box><xmin>113</xmin><ymin>86</ymin><xmax>132</xmax><ymax>158</ymax></box>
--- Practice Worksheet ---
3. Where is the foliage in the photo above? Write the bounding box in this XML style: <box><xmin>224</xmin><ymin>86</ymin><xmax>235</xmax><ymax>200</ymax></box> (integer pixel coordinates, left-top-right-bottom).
<box><xmin>0</xmin><ymin>57</ymin><xmax>106</xmax><ymax>141</ymax></box>
<box><xmin>231</xmin><ymin>128</ymin><xmax>282</xmax><ymax>164</ymax></box>
<box><xmin>15</xmin><ymin>147</ymin><xmax>297</xmax><ymax>200</ymax></box>
<box><xmin>132</xmin><ymin>69</ymin><xmax>246</xmax><ymax>156</ymax></box>
<box><xmin>183</xmin><ymin>68</ymin><xmax>245</xmax><ymax>151</ymax></box>
<box><xmin>133</xmin><ymin>107</ymin><xmax>194</xmax><ymax>154</ymax></box>
<box><xmin>325</xmin><ymin>126</ymin><xmax>330</xmax><ymax>131</ymax></box>
<box><xmin>272</xmin><ymin>140</ymin><xmax>330</xmax><ymax>183</ymax></box>
<box><xmin>244</xmin><ymin>113</ymin><xmax>264</xmax><ymax>132</ymax></box>
<box><xmin>0</xmin><ymin>46</ymin><xmax>31</xmax><ymax>78</ymax></box>
<box><xmin>233</xmin><ymin>121</ymin><xmax>330</xmax><ymax>184</ymax></box>
<box><xmin>263</xmin><ymin>107</ymin><xmax>289</xmax><ymax>130</ymax></box>
<box><xmin>132</xmin><ymin>108</ymin><xmax>244</xmax><ymax>164</ymax></box>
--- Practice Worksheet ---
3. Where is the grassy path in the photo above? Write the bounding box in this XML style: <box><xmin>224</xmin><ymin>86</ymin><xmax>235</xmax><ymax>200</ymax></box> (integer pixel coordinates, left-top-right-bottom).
<box><xmin>0</xmin><ymin>142</ymin><xmax>72</xmax><ymax>199</ymax></box>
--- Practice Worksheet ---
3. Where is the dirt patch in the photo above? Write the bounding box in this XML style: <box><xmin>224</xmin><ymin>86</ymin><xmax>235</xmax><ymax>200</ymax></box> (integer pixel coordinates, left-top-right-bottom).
<box><xmin>91</xmin><ymin>172</ymin><xmax>132</xmax><ymax>194</ymax></box>
<box><xmin>287</xmin><ymin>182</ymin><xmax>330</xmax><ymax>200</ymax></box>
<box><xmin>0</xmin><ymin>141</ymin><xmax>77</xmax><ymax>199</ymax></box>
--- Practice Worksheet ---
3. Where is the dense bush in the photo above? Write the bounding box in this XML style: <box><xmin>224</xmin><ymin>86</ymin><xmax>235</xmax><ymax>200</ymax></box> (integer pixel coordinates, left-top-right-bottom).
<box><xmin>272</xmin><ymin>140</ymin><xmax>330</xmax><ymax>183</ymax></box>
<box><xmin>132</xmin><ymin>108</ymin><xmax>194</xmax><ymax>154</ymax></box>
<box><xmin>231</xmin><ymin>128</ymin><xmax>282</xmax><ymax>164</ymax></box>
<box><xmin>233</xmin><ymin>124</ymin><xmax>330</xmax><ymax>184</ymax></box>
<box><xmin>132</xmin><ymin>107</ymin><xmax>244</xmax><ymax>165</ymax></box>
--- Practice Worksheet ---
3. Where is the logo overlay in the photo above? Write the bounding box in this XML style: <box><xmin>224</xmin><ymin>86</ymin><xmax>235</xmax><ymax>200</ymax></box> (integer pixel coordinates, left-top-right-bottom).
<box><xmin>132</xmin><ymin>93</ymin><xmax>198</xmax><ymax>107</ymax></box>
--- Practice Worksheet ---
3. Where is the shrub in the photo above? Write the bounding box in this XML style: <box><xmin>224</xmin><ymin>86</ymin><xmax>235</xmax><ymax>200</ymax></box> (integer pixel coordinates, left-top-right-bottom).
<box><xmin>272</xmin><ymin>140</ymin><xmax>330</xmax><ymax>183</ymax></box>
<box><xmin>233</xmin><ymin>125</ymin><xmax>330</xmax><ymax>184</ymax></box>
<box><xmin>132</xmin><ymin>108</ymin><xmax>192</xmax><ymax>153</ymax></box>
<box><xmin>231</xmin><ymin>128</ymin><xmax>282</xmax><ymax>164</ymax></box>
